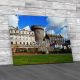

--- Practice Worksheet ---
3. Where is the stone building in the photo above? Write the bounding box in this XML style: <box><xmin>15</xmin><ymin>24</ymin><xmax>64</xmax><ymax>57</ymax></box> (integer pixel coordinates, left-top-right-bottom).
<box><xmin>31</xmin><ymin>25</ymin><xmax>45</xmax><ymax>43</ymax></box>
<box><xmin>9</xmin><ymin>25</ymin><xmax>69</xmax><ymax>54</ymax></box>
<box><xmin>48</xmin><ymin>34</ymin><xmax>64</xmax><ymax>48</ymax></box>
<box><xmin>9</xmin><ymin>26</ymin><xmax>37</xmax><ymax>53</ymax></box>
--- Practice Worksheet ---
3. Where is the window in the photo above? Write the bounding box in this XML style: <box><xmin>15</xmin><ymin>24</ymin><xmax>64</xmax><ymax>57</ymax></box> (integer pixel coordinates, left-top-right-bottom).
<box><xmin>10</xmin><ymin>30</ymin><xmax>12</xmax><ymax>33</ymax></box>
<box><xmin>23</xmin><ymin>42</ymin><xmax>25</xmax><ymax>45</ymax></box>
<box><xmin>20</xmin><ymin>42</ymin><xmax>21</xmax><ymax>44</ymax></box>
<box><xmin>11</xmin><ymin>42</ymin><xmax>13</xmax><ymax>44</ymax></box>
<box><xmin>26</xmin><ymin>42</ymin><xmax>28</xmax><ymax>45</ymax></box>
<box><xmin>16</xmin><ymin>42</ymin><xmax>17</xmax><ymax>44</ymax></box>
<box><xmin>23</xmin><ymin>32</ymin><xmax>24</xmax><ymax>34</ymax></box>
<box><xmin>10</xmin><ymin>36</ymin><xmax>13</xmax><ymax>39</ymax></box>
<box><xmin>33</xmin><ymin>42</ymin><xmax>35</xmax><ymax>45</ymax></box>
<box><xmin>30</xmin><ymin>42</ymin><xmax>31</xmax><ymax>45</ymax></box>
<box><xmin>32</xmin><ymin>32</ymin><xmax>34</xmax><ymax>35</ymax></box>
<box><xmin>29</xmin><ymin>32</ymin><xmax>31</xmax><ymax>34</ymax></box>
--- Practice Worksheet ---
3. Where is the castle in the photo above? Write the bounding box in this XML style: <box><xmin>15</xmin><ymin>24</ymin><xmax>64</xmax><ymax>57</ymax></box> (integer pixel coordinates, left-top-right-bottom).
<box><xmin>9</xmin><ymin>25</ymin><xmax>69</xmax><ymax>54</ymax></box>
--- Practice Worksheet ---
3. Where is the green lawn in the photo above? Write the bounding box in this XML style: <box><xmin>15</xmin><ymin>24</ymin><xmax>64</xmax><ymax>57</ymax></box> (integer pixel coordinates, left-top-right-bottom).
<box><xmin>13</xmin><ymin>54</ymin><xmax>73</xmax><ymax>65</ymax></box>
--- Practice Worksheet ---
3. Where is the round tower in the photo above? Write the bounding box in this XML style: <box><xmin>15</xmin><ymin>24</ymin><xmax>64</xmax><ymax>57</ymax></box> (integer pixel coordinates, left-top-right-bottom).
<box><xmin>31</xmin><ymin>25</ymin><xmax>44</xmax><ymax>42</ymax></box>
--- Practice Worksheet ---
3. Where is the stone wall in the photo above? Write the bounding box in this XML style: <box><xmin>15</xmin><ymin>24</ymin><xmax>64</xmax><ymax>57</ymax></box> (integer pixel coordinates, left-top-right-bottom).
<box><xmin>0</xmin><ymin>0</ymin><xmax>79</xmax><ymax>65</ymax></box>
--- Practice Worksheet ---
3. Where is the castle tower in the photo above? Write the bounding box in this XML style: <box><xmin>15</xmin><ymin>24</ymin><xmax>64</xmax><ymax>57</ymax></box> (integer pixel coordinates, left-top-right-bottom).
<box><xmin>31</xmin><ymin>25</ymin><xmax>44</xmax><ymax>43</ymax></box>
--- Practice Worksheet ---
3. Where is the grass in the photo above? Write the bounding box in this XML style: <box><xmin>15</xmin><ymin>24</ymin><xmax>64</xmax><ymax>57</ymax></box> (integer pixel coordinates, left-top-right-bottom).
<box><xmin>13</xmin><ymin>54</ymin><xmax>73</xmax><ymax>65</ymax></box>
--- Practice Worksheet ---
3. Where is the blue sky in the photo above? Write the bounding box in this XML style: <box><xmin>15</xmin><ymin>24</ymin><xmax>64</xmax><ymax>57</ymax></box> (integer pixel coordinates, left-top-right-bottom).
<box><xmin>18</xmin><ymin>15</ymin><xmax>49</xmax><ymax>30</ymax></box>
<box><xmin>9</xmin><ymin>15</ymin><xmax>69</xmax><ymax>40</ymax></box>
<box><xmin>18</xmin><ymin>15</ymin><xmax>68</xmax><ymax>36</ymax></box>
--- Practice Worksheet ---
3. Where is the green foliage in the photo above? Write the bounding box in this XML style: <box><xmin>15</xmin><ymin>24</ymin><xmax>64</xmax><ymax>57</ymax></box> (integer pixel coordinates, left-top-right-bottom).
<box><xmin>49</xmin><ymin>48</ymin><xmax>72</xmax><ymax>54</ymax></box>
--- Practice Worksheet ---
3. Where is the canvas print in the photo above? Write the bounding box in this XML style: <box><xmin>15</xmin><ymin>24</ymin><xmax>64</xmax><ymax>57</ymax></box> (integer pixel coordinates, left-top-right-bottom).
<box><xmin>8</xmin><ymin>15</ymin><xmax>73</xmax><ymax>65</ymax></box>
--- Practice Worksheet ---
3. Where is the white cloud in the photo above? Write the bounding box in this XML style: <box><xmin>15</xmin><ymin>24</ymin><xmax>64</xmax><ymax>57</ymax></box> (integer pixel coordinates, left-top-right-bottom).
<box><xmin>47</xmin><ymin>30</ymin><xmax>55</xmax><ymax>34</ymax></box>
<box><xmin>8</xmin><ymin>15</ymin><xmax>19</xmax><ymax>28</ymax></box>
<box><xmin>23</xmin><ymin>26</ymin><xmax>31</xmax><ymax>31</ymax></box>
<box><xmin>47</xmin><ymin>17</ymin><xmax>66</xmax><ymax>27</ymax></box>
<box><xmin>46</xmin><ymin>17</ymin><xmax>67</xmax><ymax>31</ymax></box>
<box><xmin>46</xmin><ymin>17</ymin><xmax>70</xmax><ymax>40</ymax></box>
<box><xmin>61</xmin><ymin>27</ymin><xmax>69</xmax><ymax>40</ymax></box>
<box><xmin>44</xmin><ymin>27</ymin><xmax>46</xmax><ymax>31</ymax></box>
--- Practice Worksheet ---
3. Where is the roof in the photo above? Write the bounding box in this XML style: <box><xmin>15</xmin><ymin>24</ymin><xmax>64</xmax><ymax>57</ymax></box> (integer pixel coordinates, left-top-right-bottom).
<box><xmin>31</xmin><ymin>25</ymin><xmax>44</xmax><ymax>31</ymax></box>
<box><xmin>47</xmin><ymin>34</ymin><xmax>63</xmax><ymax>38</ymax></box>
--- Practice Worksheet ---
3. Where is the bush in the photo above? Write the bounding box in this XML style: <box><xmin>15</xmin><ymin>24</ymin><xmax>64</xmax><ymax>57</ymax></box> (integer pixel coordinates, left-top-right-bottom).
<box><xmin>38</xmin><ymin>51</ymin><xmax>46</xmax><ymax>54</ymax></box>
<box><xmin>49</xmin><ymin>48</ymin><xmax>72</xmax><ymax>54</ymax></box>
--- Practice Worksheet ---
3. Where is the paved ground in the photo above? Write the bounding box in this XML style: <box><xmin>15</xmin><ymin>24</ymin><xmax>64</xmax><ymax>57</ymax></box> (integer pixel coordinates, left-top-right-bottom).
<box><xmin>0</xmin><ymin>62</ymin><xmax>80</xmax><ymax>80</ymax></box>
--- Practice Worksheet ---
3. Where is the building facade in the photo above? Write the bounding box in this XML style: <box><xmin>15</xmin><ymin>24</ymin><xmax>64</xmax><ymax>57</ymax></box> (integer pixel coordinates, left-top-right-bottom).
<box><xmin>9</xmin><ymin>26</ymin><xmax>70</xmax><ymax>54</ymax></box>
<box><xmin>48</xmin><ymin>34</ymin><xmax>64</xmax><ymax>48</ymax></box>
<box><xmin>9</xmin><ymin>26</ymin><xmax>36</xmax><ymax>46</ymax></box>
<box><xmin>9</xmin><ymin>26</ymin><xmax>37</xmax><ymax>53</ymax></box>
